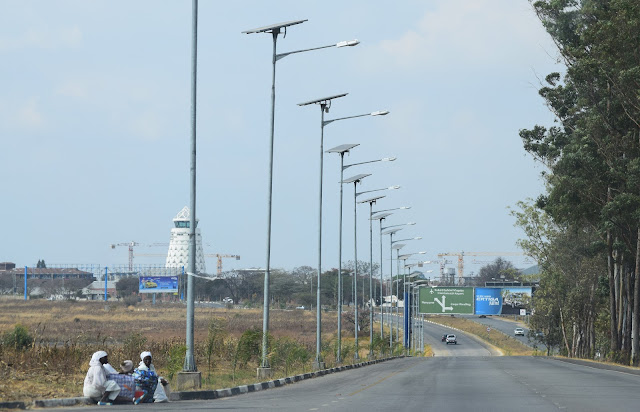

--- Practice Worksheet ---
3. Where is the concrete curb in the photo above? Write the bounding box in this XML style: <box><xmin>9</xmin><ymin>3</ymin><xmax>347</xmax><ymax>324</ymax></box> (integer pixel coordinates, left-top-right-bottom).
<box><xmin>169</xmin><ymin>356</ymin><xmax>403</xmax><ymax>401</ymax></box>
<box><xmin>0</xmin><ymin>401</ymin><xmax>26</xmax><ymax>410</ymax></box>
<box><xmin>33</xmin><ymin>397</ymin><xmax>92</xmax><ymax>408</ymax></box>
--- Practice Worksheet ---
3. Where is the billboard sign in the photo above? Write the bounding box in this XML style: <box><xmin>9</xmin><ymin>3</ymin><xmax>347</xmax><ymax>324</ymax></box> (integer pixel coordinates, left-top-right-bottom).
<box><xmin>419</xmin><ymin>287</ymin><xmax>473</xmax><ymax>314</ymax></box>
<box><xmin>139</xmin><ymin>276</ymin><xmax>178</xmax><ymax>294</ymax></box>
<box><xmin>474</xmin><ymin>288</ymin><xmax>502</xmax><ymax>315</ymax></box>
<box><xmin>501</xmin><ymin>287</ymin><xmax>533</xmax><ymax>315</ymax></box>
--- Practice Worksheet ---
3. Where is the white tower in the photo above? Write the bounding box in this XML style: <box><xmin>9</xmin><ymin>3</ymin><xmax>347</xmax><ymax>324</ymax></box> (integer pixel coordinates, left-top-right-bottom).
<box><xmin>165</xmin><ymin>206</ymin><xmax>207</xmax><ymax>274</ymax></box>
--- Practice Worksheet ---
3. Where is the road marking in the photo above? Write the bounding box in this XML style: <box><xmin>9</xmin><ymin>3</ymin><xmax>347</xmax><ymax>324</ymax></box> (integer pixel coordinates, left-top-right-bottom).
<box><xmin>348</xmin><ymin>363</ymin><xmax>418</xmax><ymax>396</ymax></box>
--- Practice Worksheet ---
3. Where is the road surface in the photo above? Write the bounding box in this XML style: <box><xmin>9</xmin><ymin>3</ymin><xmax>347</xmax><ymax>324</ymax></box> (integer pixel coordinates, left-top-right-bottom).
<box><xmin>43</xmin><ymin>356</ymin><xmax>640</xmax><ymax>411</ymax></box>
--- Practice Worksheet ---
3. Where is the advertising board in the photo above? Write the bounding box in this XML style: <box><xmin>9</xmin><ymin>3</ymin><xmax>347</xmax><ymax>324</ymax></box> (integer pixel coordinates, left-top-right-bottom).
<box><xmin>139</xmin><ymin>276</ymin><xmax>179</xmax><ymax>294</ymax></box>
<box><xmin>474</xmin><ymin>288</ymin><xmax>503</xmax><ymax>315</ymax></box>
<box><xmin>501</xmin><ymin>286</ymin><xmax>533</xmax><ymax>315</ymax></box>
<box><xmin>419</xmin><ymin>287</ymin><xmax>473</xmax><ymax>314</ymax></box>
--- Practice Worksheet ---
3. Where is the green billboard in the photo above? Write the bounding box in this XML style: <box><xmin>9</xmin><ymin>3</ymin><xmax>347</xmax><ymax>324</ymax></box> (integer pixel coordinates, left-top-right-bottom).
<box><xmin>419</xmin><ymin>287</ymin><xmax>474</xmax><ymax>314</ymax></box>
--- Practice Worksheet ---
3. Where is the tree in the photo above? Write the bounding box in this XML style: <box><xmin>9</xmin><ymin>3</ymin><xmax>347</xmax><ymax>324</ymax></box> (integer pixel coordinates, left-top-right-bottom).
<box><xmin>520</xmin><ymin>0</ymin><xmax>640</xmax><ymax>364</ymax></box>
<box><xmin>116</xmin><ymin>276</ymin><xmax>139</xmax><ymax>298</ymax></box>
<box><xmin>472</xmin><ymin>258</ymin><xmax>519</xmax><ymax>287</ymax></box>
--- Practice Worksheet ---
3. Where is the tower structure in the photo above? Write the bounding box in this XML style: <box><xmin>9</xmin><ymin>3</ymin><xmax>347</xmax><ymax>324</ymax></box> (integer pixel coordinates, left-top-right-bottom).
<box><xmin>165</xmin><ymin>206</ymin><xmax>207</xmax><ymax>274</ymax></box>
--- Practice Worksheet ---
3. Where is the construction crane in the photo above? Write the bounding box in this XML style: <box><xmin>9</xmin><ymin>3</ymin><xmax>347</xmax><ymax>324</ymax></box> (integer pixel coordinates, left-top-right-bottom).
<box><xmin>436</xmin><ymin>251</ymin><xmax>527</xmax><ymax>283</ymax></box>
<box><xmin>110</xmin><ymin>242</ymin><xmax>168</xmax><ymax>272</ymax></box>
<box><xmin>110</xmin><ymin>241</ymin><xmax>138</xmax><ymax>272</ymax></box>
<box><xmin>209</xmin><ymin>254</ymin><xmax>240</xmax><ymax>276</ymax></box>
<box><xmin>133</xmin><ymin>252</ymin><xmax>240</xmax><ymax>276</ymax></box>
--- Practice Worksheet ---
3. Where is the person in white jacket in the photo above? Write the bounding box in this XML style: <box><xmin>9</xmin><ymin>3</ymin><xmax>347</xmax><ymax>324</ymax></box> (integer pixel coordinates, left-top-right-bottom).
<box><xmin>83</xmin><ymin>351</ymin><xmax>121</xmax><ymax>405</ymax></box>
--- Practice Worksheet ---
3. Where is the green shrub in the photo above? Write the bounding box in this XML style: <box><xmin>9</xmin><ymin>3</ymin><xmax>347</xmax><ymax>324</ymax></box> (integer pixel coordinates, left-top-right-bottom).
<box><xmin>2</xmin><ymin>324</ymin><xmax>33</xmax><ymax>350</ymax></box>
<box><xmin>166</xmin><ymin>344</ymin><xmax>187</xmax><ymax>380</ymax></box>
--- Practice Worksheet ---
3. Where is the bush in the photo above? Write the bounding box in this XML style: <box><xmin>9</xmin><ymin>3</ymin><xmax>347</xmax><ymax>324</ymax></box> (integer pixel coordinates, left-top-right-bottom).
<box><xmin>2</xmin><ymin>324</ymin><xmax>33</xmax><ymax>350</ymax></box>
<box><xmin>270</xmin><ymin>337</ymin><xmax>311</xmax><ymax>375</ymax></box>
<box><xmin>123</xmin><ymin>332</ymin><xmax>148</xmax><ymax>358</ymax></box>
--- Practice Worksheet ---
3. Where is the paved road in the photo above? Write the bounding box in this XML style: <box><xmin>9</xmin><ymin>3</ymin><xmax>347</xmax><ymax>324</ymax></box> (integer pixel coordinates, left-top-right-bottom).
<box><xmin>44</xmin><ymin>356</ymin><xmax>640</xmax><ymax>411</ymax></box>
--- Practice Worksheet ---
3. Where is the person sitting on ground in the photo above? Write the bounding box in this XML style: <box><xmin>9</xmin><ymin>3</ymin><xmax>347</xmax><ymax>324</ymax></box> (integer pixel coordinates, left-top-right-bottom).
<box><xmin>83</xmin><ymin>351</ymin><xmax>121</xmax><ymax>406</ymax></box>
<box><xmin>132</xmin><ymin>351</ymin><xmax>160</xmax><ymax>404</ymax></box>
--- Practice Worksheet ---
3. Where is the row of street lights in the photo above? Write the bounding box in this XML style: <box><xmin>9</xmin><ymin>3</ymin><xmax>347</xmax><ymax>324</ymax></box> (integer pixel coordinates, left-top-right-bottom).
<box><xmin>243</xmin><ymin>18</ymin><xmax>429</xmax><ymax>377</ymax></box>
<box><xmin>178</xmin><ymin>9</ymin><xmax>429</xmax><ymax>387</ymax></box>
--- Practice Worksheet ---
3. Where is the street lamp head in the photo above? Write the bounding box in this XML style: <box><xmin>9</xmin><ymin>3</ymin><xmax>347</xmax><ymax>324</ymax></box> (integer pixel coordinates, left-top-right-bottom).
<box><xmin>382</xmin><ymin>157</ymin><xmax>396</xmax><ymax>162</ymax></box>
<box><xmin>414</xmin><ymin>237</ymin><xmax>423</xmax><ymax>240</ymax></box>
<box><xmin>388</xmin><ymin>185</ymin><xmax>400</xmax><ymax>190</ymax></box>
<box><xmin>336</xmin><ymin>39</ymin><xmax>360</xmax><ymax>47</ymax></box>
<box><xmin>400</xmin><ymin>206</ymin><xmax>411</xmax><ymax>210</ymax></box>
<box><xmin>371</xmin><ymin>110</ymin><xmax>390</xmax><ymax>116</ymax></box>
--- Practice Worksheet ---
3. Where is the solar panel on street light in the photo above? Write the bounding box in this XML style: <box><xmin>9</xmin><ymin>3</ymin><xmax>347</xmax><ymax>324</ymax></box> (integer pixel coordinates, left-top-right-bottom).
<box><xmin>371</xmin><ymin>212</ymin><xmax>393</xmax><ymax>220</ymax></box>
<box><xmin>298</xmin><ymin>93</ymin><xmax>348</xmax><ymax>106</ymax></box>
<box><xmin>342</xmin><ymin>174</ymin><xmax>370</xmax><ymax>184</ymax></box>
<box><xmin>358</xmin><ymin>195</ymin><xmax>385</xmax><ymax>204</ymax></box>
<box><xmin>242</xmin><ymin>19</ymin><xmax>308</xmax><ymax>34</ymax></box>
<box><xmin>327</xmin><ymin>144</ymin><xmax>359</xmax><ymax>154</ymax></box>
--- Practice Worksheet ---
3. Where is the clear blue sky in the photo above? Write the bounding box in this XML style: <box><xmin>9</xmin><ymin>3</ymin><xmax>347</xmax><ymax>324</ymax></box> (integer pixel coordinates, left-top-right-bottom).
<box><xmin>1</xmin><ymin>1</ymin><xmax>560</xmax><ymax>276</ymax></box>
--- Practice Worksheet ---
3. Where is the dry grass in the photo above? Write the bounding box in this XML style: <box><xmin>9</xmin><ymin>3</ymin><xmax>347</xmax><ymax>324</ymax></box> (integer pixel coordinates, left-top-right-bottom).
<box><xmin>427</xmin><ymin>315</ymin><xmax>534</xmax><ymax>356</ymax></box>
<box><xmin>0</xmin><ymin>300</ymin><xmax>373</xmax><ymax>403</ymax></box>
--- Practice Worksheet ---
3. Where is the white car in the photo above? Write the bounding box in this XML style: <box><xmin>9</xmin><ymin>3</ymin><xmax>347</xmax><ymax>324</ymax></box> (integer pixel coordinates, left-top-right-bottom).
<box><xmin>514</xmin><ymin>327</ymin><xmax>525</xmax><ymax>336</ymax></box>
<box><xmin>445</xmin><ymin>334</ymin><xmax>457</xmax><ymax>345</ymax></box>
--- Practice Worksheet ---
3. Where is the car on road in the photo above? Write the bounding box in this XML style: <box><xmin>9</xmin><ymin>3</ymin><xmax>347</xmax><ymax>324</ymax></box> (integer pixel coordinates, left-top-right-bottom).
<box><xmin>441</xmin><ymin>334</ymin><xmax>447</xmax><ymax>342</ymax></box>
<box><xmin>478</xmin><ymin>315</ymin><xmax>487</xmax><ymax>318</ymax></box>
<box><xmin>296</xmin><ymin>305</ymin><xmax>305</xmax><ymax>310</ymax></box>
<box><xmin>445</xmin><ymin>334</ymin><xmax>457</xmax><ymax>345</ymax></box>
<box><xmin>222</xmin><ymin>297</ymin><xmax>233</xmax><ymax>304</ymax></box>
<box><xmin>514</xmin><ymin>327</ymin><xmax>525</xmax><ymax>336</ymax></box>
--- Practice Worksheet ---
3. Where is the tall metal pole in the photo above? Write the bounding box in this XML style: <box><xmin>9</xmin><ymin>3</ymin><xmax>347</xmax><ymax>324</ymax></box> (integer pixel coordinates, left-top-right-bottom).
<box><xmin>184</xmin><ymin>0</ymin><xmax>198</xmax><ymax>373</ymax></box>
<box><xmin>388</xmin><ymin>233</ymin><xmax>394</xmax><ymax>349</ymax></box>
<box><xmin>261</xmin><ymin>28</ymin><xmax>279</xmax><ymax>371</ymax></box>
<box><xmin>353</xmin><ymin>182</ymin><xmax>359</xmax><ymax>360</ymax></box>
<box><xmin>404</xmin><ymin>261</ymin><xmax>409</xmax><ymax>349</ymax></box>
<box><xmin>315</xmin><ymin>104</ymin><xmax>326</xmax><ymax>366</ymax></box>
<box><xmin>368</xmin><ymin>203</ymin><xmax>374</xmax><ymax>357</ymax></box>
<box><xmin>337</xmin><ymin>151</ymin><xmax>344</xmax><ymax>364</ymax></box>
<box><xmin>395</xmin><ymin>249</ymin><xmax>401</xmax><ymax>343</ymax></box>
<box><xmin>104</xmin><ymin>267</ymin><xmax>108</xmax><ymax>302</ymax></box>
<box><xmin>379</xmin><ymin>220</ymin><xmax>384</xmax><ymax>341</ymax></box>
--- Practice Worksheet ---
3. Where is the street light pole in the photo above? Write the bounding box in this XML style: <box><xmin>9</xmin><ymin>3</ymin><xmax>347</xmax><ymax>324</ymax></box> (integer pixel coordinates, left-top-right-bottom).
<box><xmin>359</xmin><ymin>200</ymin><xmax>386</xmax><ymax>358</ymax></box>
<box><xmin>244</xmin><ymin>20</ymin><xmax>358</xmax><ymax>376</ymax></box>
<box><xmin>300</xmin><ymin>104</ymin><xmax>387</xmax><ymax>368</ymax></box>
<box><xmin>326</xmin><ymin>144</ymin><xmax>361</xmax><ymax>363</ymax></box>
<box><xmin>182</xmin><ymin>0</ymin><xmax>199</xmax><ymax>386</ymax></box>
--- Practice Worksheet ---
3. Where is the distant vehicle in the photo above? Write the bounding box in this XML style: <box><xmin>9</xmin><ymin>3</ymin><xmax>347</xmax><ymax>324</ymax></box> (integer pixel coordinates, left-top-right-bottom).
<box><xmin>514</xmin><ymin>327</ymin><xmax>525</xmax><ymax>336</ymax></box>
<box><xmin>479</xmin><ymin>315</ymin><xmax>487</xmax><ymax>318</ymax></box>
<box><xmin>144</xmin><ymin>280</ymin><xmax>157</xmax><ymax>288</ymax></box>
<box><xmin>222</xmin><ymin>297</ymin><xmax>233</xmax><ymax>304</ymax></box>
<box><xmin>534</xmin><ymin>331</ymin><xmax>544</xmax><ymax>338</ymax></box>
<box><xmin>445</xmin><ymin>334</ymin><xmax>457</xmax><ymax>345</ymax></box>
<box><xmin>441</xmin><ymin>334</ymin><xmax>447</xmax><ymax>342</ymax></box>
<box><xmin>296</xmin><ymin>305</ymin><xmax>305</xmax><ymax>310</ymax></box>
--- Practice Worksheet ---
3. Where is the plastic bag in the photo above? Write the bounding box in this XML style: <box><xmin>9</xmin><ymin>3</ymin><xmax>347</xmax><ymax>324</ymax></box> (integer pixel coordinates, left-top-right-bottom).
<box><xmin>154</xmin><ymin>382</ymin><xmax>169</xmax><ymax>403</ymax></box>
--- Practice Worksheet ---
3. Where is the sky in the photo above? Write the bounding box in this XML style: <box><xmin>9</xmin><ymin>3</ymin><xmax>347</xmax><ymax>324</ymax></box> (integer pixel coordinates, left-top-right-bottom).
<box><xmin>0</xmin><ymin>0</ymin><xmax>561</xmax><ymax>278</ymax></box>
